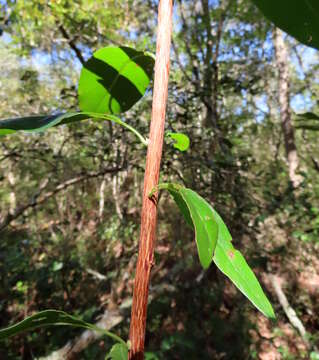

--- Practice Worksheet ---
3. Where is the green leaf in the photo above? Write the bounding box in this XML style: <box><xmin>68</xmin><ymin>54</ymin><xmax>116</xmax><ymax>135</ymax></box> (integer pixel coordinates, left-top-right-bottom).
<box><xmin>106</xmin><ymin>343</ymin><xmax>128</xmax><ymax>360</ymax></box>
<box><xmin>0</xmin><ymin>309</ymin><xmax>126</xmax><ymax>345</ymax></box>
<box><xmin>177</xmin><ymin>188</ymin><xmax>218</xmax><ymax>269</ymax></box>
<box><xmin>52</xmin><ymin>261</ymin><xmax>63</xmax><ymax>272</ymax></box>
<box><xmin>166</xmin><ymin>132</ymin><xmax>190</xmax><ymax>151</ymax></box>
<box><xmin>294</xmin><ymin>112</ymin><xmax>319</xmax><ymax>131</ymax></box>
<box><xmin>295</xmin><ymin>112</ymin><xmax>319</xmax><ymax>122</ymax></box>
<box><xmin>0</xmin><ymin>112</ymin><xmax>87</xmax><ymax>135</ymax></box>
<box><xmin>78</xmin><ymin>46</ymin><xmax>155</xmax><ymax>114</ymax></box>
<box><xmin>150</xmin><ymin>184</ymin><xmax>275</xmax><ymax>318</ymax></box>
<box><xmin>212</xmin><ymin>209</ymin><xmax>276</xmax><ymax>319</ymax></box>
<box><xmin>0</xmin><ymin>112</ymin><xmax>147</xmax><ymax>145</ymax></box>
<box><xmin>252</xmin><ymin>0</ymin><xmax>319</xmax><ymax>50</ymax></box>
<box><xmin>150</xmin><ymin>184</ymin><xmax>218</xmax><ymax>269</ymax></box>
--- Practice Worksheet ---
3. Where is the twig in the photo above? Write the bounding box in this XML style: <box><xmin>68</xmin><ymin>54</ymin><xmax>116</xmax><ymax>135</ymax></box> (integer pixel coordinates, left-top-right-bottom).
<box><xmin>269</xmin><ymin>274</ymin><xmax>308</xmax><ymax>343</ymax></box>
<box><xmin>86</xmin><ymin>268</ymin><xmax>107</xmax><ymax>281</ymax></box>
<box><xmin>57</xmin><ymin>24</ymin><xmax>85</xmax><ymax>64</ymax></box>
<box><xmin>0</xmin><ymin>167</ymin><xmax>121</xmax><ymax>232</ymax></box>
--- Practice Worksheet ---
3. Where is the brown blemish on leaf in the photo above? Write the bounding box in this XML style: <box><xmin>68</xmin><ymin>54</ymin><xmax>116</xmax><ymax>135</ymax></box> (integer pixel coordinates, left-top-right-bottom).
<box><xmin>228</xmin><ymin>250</ymin><xmax>235</xmax><ymax>259</ymax></box>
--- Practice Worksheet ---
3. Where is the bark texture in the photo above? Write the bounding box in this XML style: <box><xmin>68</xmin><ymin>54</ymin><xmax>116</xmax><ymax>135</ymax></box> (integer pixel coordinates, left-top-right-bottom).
<box><xmin>128</xmin><ymin>1</ymin><xmax>173</xmax><ymax>359</ymax></box>
<box><xmin>274</xmin><ymin>28</ymin><xmax>302</xmax><ymax>188</ymax></box>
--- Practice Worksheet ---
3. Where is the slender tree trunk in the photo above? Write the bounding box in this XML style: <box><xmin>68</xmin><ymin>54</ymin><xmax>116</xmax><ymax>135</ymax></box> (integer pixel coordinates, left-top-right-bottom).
<box><xmin>128</xmin><ymin>1</ymin><xmax>173</xmax><ymax>359</ymax></box>
<box><xmin>201</xmin><ymin>0</ymin><xmax>224</xmax><ymax>130</ymax></box>
<box><xmin>8</xmin><ymin>170</ymin><xmax>16</xmax><ymax>212</ymax></box>
<box><xmin>98</xmin><ymin>175</ymin><xmax>106</xmax><ymax>220</ymax></box>
<box><xmin>112</xmin><ymin>174</ymin><xmax>123</xmax><ymax>220</ymax></box>
<box><xmin>274</xmin><ymin>28</ymin><xmax>302</xmax><ymax>188</ymax></box>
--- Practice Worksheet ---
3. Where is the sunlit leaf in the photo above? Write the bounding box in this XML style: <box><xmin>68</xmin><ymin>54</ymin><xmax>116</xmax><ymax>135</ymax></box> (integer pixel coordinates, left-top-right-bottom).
<box><xmin>166</xmin><ymin>132</ymin><xmax>190</xmax><ymax>151</ymax></box>
<box><xmin>78</xmin><ymin>46</ymin><xmax>155</xmax><ymax>114</ymax></box>
<box><xmin>252</xmin><ymin>0</ymin><xmax>319</xmax><ymax>50</ymax></box>
<box><xmin>106</xmin><ymin>343</ymin><xmax>129</xmax><ymax>360</ymax></box>
<box><xmin>150</xmin><ymin>184</ymin><xmax>218</xmax><ymax>269</ymax></box>
<box><xmin>212</xmin><ymin>209</ymin><xmax>276</xmax><ymax>319</ymax></box>
<box><xmin>151</xmin><ymin>184</ymin><xmax>275</xmax><ymax>318</ymax></box>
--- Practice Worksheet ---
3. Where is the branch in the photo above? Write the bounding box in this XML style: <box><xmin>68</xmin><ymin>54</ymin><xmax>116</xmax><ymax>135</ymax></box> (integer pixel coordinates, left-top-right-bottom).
<box><xmin>311</xmin><ymin>156</ymin><xmax>319</xmax><ymax>173</ymax></box>
<box><xmin>57</xmin><ymin>24</ymin><xmax>85</xmax><ymax>64</ymax></box>
<box><xmin>269</xmin><ymin>275</ymin><xmax>308</xmax><ymax>343</ymax></box>
<box><xmin>86</xmin><ymin>268</ymin><xmax>107</xmax><ymax>281</ymax></box>
<box><xmin>0</xmin><ymin>167</ymin><xmax>121</xmax><ymax>232</ymax></box>
<box><xmin>177</xmin><ymin>0</ymin><xmax>201</xmax><ymax>88</ymax></box>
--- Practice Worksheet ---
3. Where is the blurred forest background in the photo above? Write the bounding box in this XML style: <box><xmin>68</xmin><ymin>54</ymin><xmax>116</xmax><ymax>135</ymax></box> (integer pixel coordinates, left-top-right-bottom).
<box><xmin>0</xmin><ymin>0</ymin><xmax>318</xmax><ymax>359</ymax></box>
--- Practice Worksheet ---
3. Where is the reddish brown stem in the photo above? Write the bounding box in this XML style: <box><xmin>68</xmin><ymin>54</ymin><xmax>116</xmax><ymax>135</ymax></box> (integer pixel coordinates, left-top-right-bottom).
<box><xmin>128</xmin><ymin>1</ymin><xmax>173</xmax><ymax>359</ymax></box>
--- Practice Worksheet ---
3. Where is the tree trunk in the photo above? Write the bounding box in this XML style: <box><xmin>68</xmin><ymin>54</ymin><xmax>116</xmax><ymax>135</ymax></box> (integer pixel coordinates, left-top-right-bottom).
<box><xmin>128</xmin><ymin>1</ymin><xmax>173</xmax><ymax>359</ymax></box>
<box><xmin>274</xmin><ymin>28</ymin><xmax>302</xmax><ymax>188</ymax></box>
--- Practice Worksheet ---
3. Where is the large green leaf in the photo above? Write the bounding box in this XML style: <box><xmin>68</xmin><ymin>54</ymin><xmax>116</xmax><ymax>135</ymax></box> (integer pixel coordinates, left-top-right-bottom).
<box><xmin>212</xmin><ymin>209</ymin><xmax>275</xmax><ymax>319</ymax></box>
<box><xmin>252</xmin><ymin>0</ymin><xmax>319</xmax><ymax>50</ymax></box>
<box><xmin>0</xmin><ymin>309</ymin><xmax>126</xmax><ymax>345</ymax></box>
<box><xmin>150</xmin><ymin>184</ymin><xmax>218</xmax><ymax>269</ymax></box>
<box><xmin>106</xmin><ymin>343</ymin><xmax>129</xmax><ymax>360</ymax></box>
<box><xmin>78</xmin><ymin>46</ymin><xmax>155</xmax><ymax>114</ymax></box>
<box><xmin>0</xmin><ymin>112</ymin><xmax>147</xmax><ymax>145</ymax></box>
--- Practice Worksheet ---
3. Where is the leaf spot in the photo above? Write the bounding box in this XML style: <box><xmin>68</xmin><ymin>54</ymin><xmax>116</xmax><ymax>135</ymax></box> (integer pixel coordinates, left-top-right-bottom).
<box><xmin>228</xmin><ymin>250</ymin><xmax>235</xmax><ymax>260</ymax></box>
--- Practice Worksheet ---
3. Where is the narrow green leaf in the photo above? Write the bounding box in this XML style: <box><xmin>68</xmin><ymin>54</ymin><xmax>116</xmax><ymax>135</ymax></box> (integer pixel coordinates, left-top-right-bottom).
<box><xmin>0</xmin><ymin>309</ymin><xmax>126</xmax><ymax>345</ymax></box>
<box><xmin>150</xmin><ymin>184</ymin><xmax>218</xmax><ymax>269</ymax></box>
<box><xmin>106</xmin><ymin>343</ymin><xmax>129</xmax><ymax>360</ymax></box>
<box><xmin>78</xmin><ymin>46</ymin><xmax>155</xmax><ymax>114</ymax></box>
<box><xmin>151</xmin><ymin>184</ymin><xmax>275</xmax><ymax>318</ymax></box>
<box><xmin>0</xmin><ymin>112</ymin><xmax>87</xmax><ymax>135</ymax></box>
<box><xmin>166</xmin><ymin>132</ymin><xmax>190</xmax><ymax>151</ymax></box>
<box><xmin>178</xmin><ymin>188</ymin><xmax>218</xmax><ymax>269</ymax></box>
<box><xmin>212</xmin><ymin>209</ymin><xmax>276</xmax><ymax>319</ymax></box>
<box><xmin>0</xmin><ymin>112</ymin><xmax>147</xmax><ymax>145</ymax></box>
<box><xmin>252</xmin><ymin>0</ymin><xmax>319</xmax><ymax>50</ymax></box>
<box><xmin>168</xmin><ymin>186</ymin><xmax>193</xmax><ymax>228</ymax></box>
